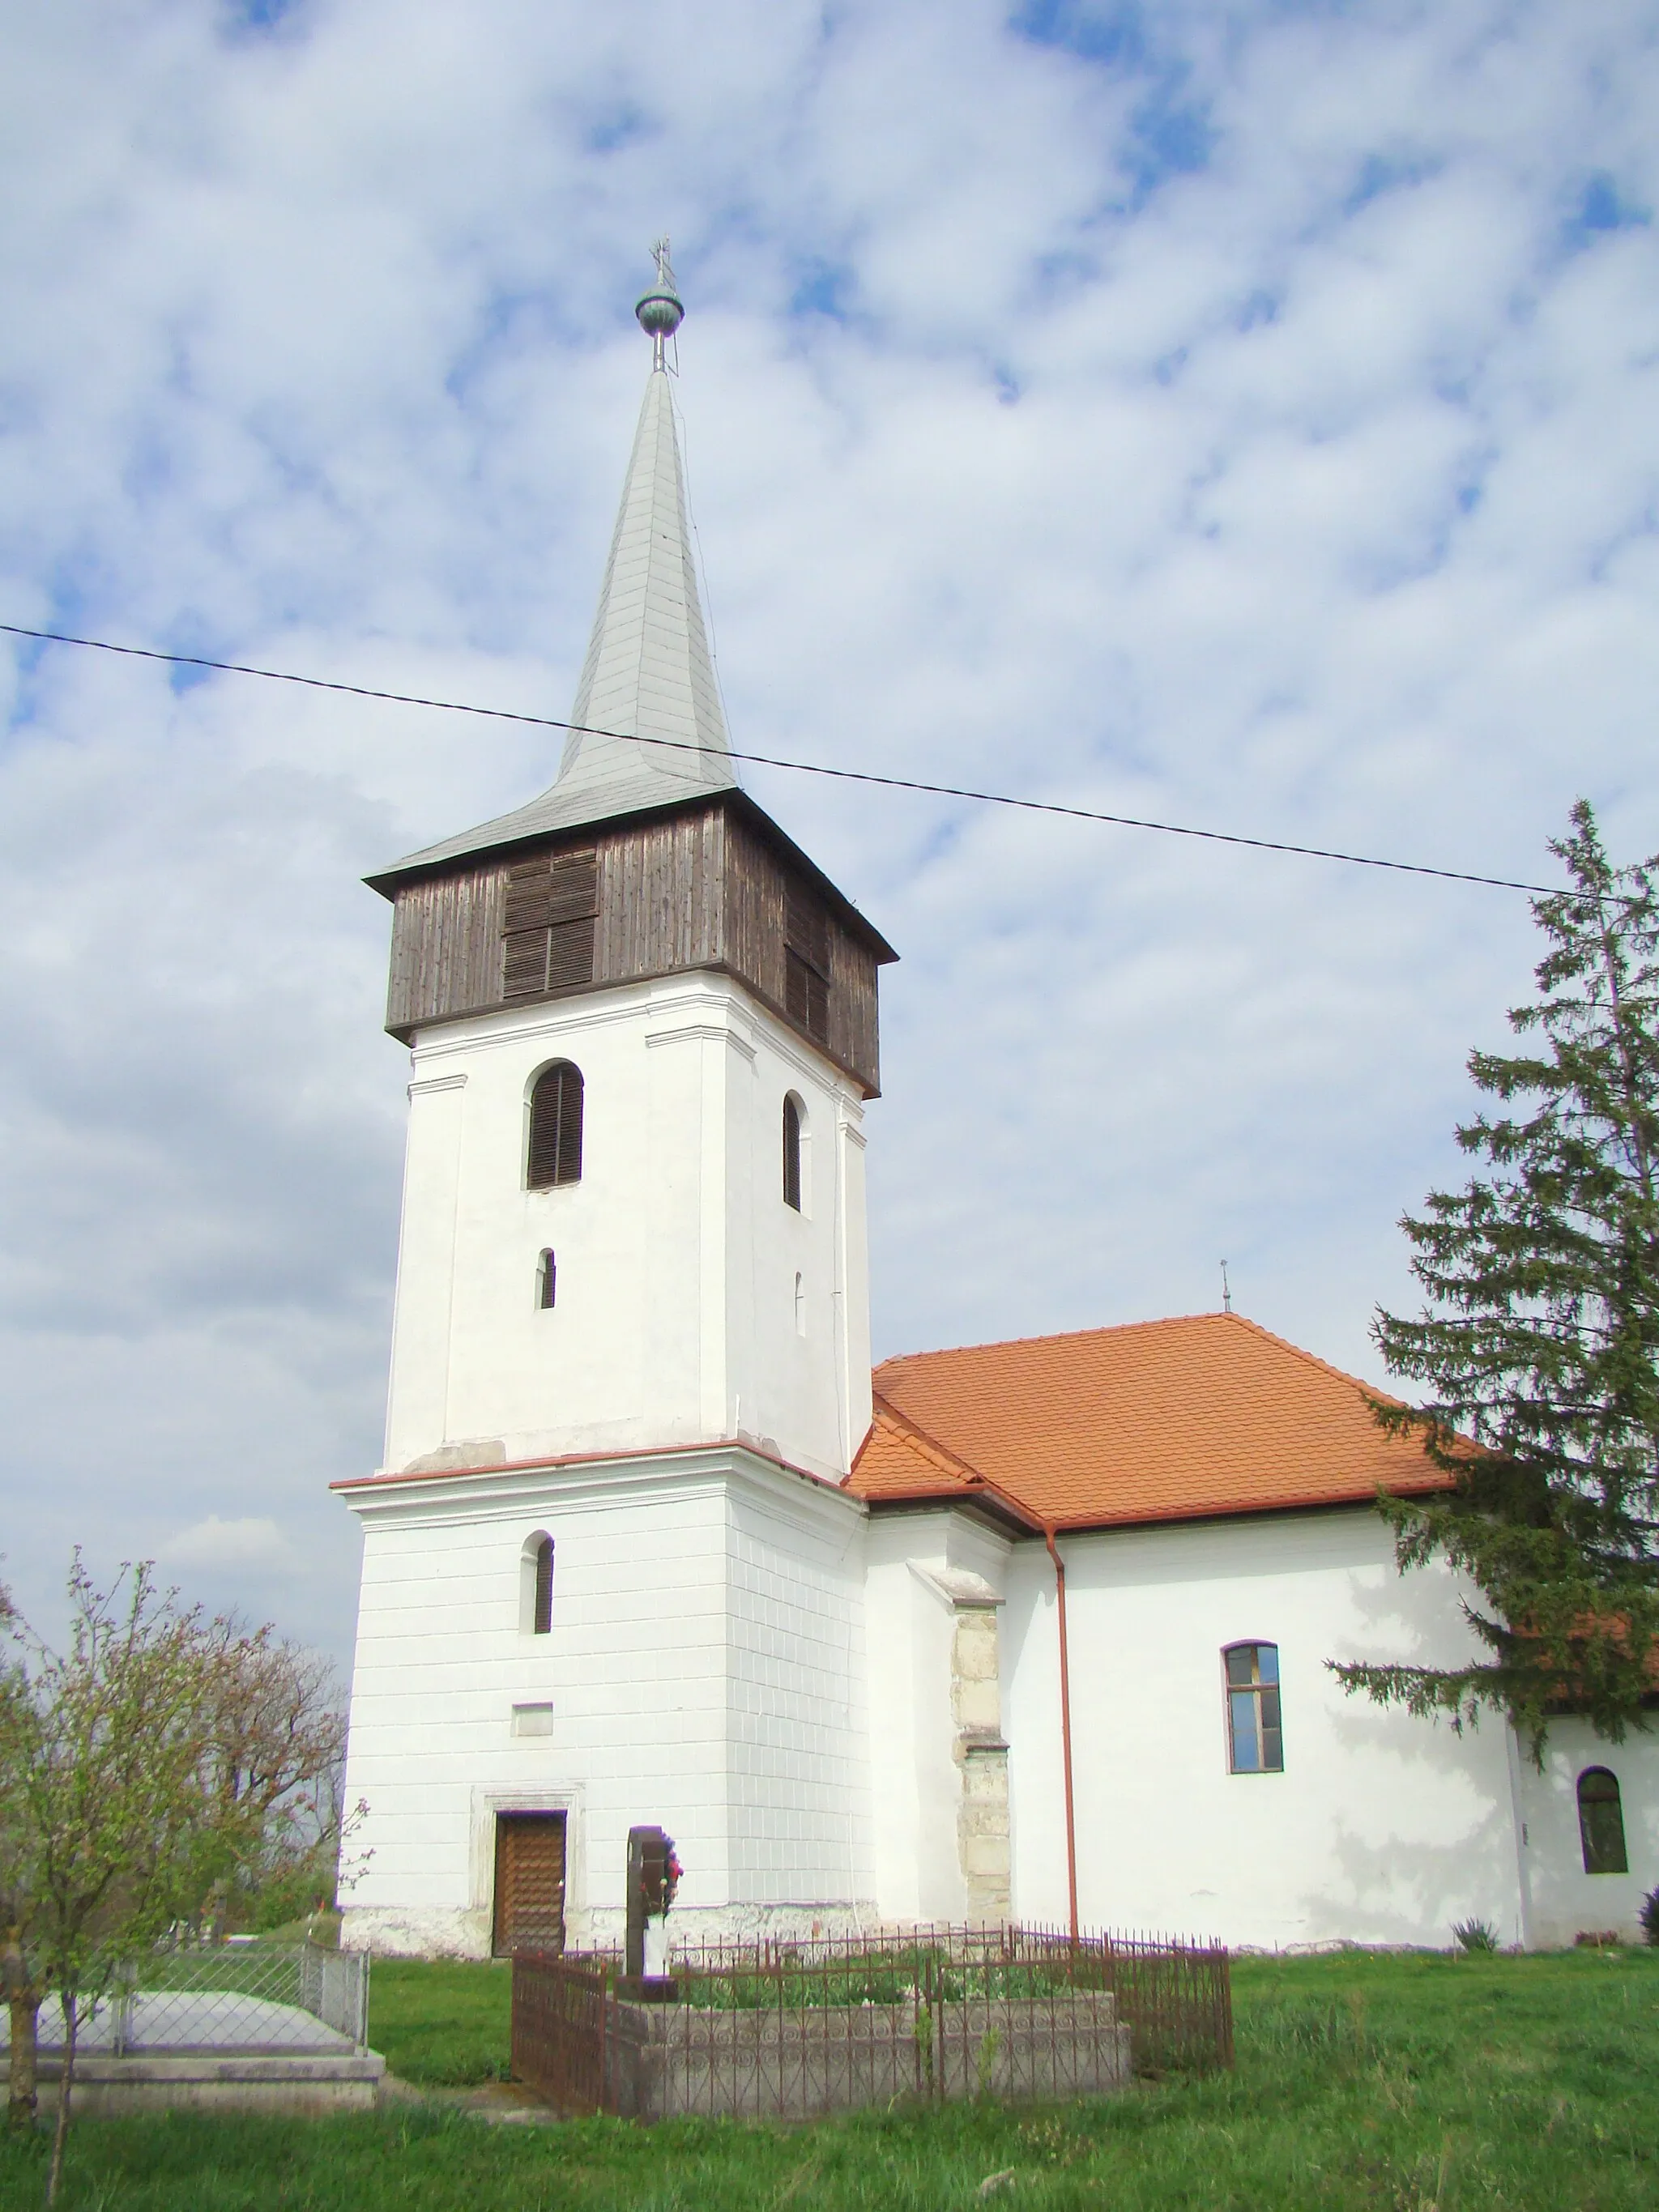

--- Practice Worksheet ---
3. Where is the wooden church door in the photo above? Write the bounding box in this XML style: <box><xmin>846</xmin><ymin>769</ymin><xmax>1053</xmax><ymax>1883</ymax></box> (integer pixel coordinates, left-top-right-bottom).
<box><xmin>493</xmin><ymin>1812</ymin><xmax>567</xmax><ymax>1955</ymax></box>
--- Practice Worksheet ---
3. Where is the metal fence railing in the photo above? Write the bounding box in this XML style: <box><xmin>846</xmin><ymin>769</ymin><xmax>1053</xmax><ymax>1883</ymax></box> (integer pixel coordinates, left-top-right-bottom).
<box><xmin>32</xmin><ymin>1941</ymin><xmax>370</xmax><ymax>2057</ymax></box>
<box><xmin>511</xmin><ymin>1924</ymin><xmax>1230</xmax><ymax>2119</ymax></box>
<box><xmin>512</xmin><ymin>1948</ymin><xmax>611</xmax><ymax>2112</ymax></box>
<box><xmin>1077</xmin><ymin>1929</ymin><xmax>1235</xmax><ymax>2074</ymax></box>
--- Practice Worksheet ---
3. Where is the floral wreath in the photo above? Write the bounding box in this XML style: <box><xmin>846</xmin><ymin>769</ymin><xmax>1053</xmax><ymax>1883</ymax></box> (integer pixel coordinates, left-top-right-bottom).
<box><xmin>640</xmin><ymin>1839</ymin><xmax>684</xmax><ymax>1916</ymax></box>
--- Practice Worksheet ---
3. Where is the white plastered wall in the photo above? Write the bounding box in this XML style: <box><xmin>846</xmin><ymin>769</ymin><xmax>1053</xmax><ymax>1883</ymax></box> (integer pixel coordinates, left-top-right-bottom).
<box><xmin>863</xmin><ymin>1508</ymin><xmax>1014</xmax><ymax>1924</ymax></box>
<box><xmin>1002</xmin><ymin>1507</ymin><xmax>1528</xmax><ymax>1948</ymax></box>
<box><xmin>337</xmin><ymin>1449</ymin><xmax>874</xmax><ymax>1957</ymax></box>
<box><xmin>725</xmin><ymin>1481</ymin><xmax>874</xmax><ymax>1912</ymax></box>
<box><xmin>1508</xmin><ymin>1720</ymin><xmax>1659</xmax><ymax>1946</ymax></box>
<box><xmin>381</xmin><ymin>970</ymin><xmax>871</xmax><ymax>1486</ymax></box>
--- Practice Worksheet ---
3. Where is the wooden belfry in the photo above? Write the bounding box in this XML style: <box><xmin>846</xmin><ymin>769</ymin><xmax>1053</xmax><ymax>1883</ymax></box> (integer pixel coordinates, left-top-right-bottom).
<box><xmin>373</xmin><ymin>804</ymin><xmax>889</xmax><ymax>1097</ymax></box>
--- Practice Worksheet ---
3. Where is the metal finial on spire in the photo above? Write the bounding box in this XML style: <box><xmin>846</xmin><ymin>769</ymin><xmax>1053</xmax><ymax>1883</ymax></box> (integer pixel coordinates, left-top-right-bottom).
<box><xmin>635</xmin><ymin>237</ymin><xmax>684</xmax><ymax>369</ymax></box>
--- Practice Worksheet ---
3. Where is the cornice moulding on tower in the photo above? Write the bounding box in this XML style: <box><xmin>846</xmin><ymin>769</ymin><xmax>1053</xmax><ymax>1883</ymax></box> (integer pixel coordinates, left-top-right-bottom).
<box><xmin>333</xmin><ymin>1439</ymin><xmax>868</xmax><ymax>1540</ymax></box>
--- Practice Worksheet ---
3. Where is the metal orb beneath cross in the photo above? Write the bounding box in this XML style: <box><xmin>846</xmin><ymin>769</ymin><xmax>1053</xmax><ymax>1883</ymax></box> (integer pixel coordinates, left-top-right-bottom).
<box><xmin>636</xmin><ymin>236</ymin><xmax>684</xmax><ymax>350</ymax></box>
<box><xmin>635</xmin><ymin>288</ymin><xmax>684</xmax><ymax>339</ymax></box>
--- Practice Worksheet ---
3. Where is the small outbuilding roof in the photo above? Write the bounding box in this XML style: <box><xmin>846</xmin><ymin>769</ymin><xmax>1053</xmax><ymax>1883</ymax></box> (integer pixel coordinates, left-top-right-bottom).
<box><xmin>850</xmin><ymin>1311</ymin><xmax>1449</xmax><ymax>1532</ymax></box>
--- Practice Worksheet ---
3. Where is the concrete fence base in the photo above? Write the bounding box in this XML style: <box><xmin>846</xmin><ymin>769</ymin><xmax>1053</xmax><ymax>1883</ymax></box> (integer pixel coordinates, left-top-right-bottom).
<box><xmin>602</xmin><ymin>1992</ymin><xmax>1131</xmax><ymax>2121</ymax></box>
<box><xmin>23</xmin><ymin>2049</ymin><xmax>386</xmax><ymax>2120</ymax></box>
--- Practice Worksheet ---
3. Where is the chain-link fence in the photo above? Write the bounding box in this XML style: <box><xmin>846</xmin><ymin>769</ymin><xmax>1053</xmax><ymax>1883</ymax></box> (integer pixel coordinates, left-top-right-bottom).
<box><xmin>32</xmin><ymin>1941</ymin><xmax>369</xmax><ymax>2056</ymax></box>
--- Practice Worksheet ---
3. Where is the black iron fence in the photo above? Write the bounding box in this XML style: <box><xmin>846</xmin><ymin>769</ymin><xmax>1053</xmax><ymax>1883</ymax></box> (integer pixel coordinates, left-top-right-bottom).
<box><xmin>511</xmin><ymin>1924</ymin><xmax>1229</xmax><ymax>2119</ymax></box>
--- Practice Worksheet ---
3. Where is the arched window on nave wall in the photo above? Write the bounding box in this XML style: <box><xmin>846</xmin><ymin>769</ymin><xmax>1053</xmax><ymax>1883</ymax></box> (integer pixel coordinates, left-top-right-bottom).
<box><xmin>1578</xmin><ymin>1767</ymin><xmax>1627</xmax><ymax>1873</ymax></box>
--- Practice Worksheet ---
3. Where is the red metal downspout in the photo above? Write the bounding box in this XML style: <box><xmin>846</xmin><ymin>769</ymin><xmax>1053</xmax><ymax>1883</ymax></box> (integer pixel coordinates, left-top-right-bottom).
<box><xmin>1043</xmin><ymin>1524</ymin><xmax>1079</xmax><ymax>1942</ymax></box>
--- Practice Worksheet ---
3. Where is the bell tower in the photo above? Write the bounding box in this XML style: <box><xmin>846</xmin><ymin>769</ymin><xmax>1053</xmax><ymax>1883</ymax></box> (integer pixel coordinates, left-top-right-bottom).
<box><xmin>338</xmin><ymin>249</ymin><xmax>892</xmax><ymax>1957</ymax></box>
<box><xmin>366</xmin><ymin>249</ymin><xmax>894</xmax><ymax>1487</ymax></box>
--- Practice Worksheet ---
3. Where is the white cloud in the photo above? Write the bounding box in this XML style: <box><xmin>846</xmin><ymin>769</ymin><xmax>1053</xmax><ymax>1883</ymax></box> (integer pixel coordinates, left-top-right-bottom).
<box><xmin>2</xmin><ymin>0</ymin><xmax>1658</xmax><ymax>1658</ymax></box>
<box><xmin>164</xmin><ymin>1515</ymin><xmax>297</xmax><ymax>1573</ymax></box>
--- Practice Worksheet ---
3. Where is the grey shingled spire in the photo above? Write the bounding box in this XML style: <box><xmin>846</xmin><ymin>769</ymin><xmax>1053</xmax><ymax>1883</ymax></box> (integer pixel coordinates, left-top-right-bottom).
<box><xmin>373</xmin><ymin>244</ymin><xmax>737</xmax><ymax>884</ymax></box>
<box><xmin>555</xmin><ymin>341</ymin><xmax>736</xmax><ymax>810</ymax></box>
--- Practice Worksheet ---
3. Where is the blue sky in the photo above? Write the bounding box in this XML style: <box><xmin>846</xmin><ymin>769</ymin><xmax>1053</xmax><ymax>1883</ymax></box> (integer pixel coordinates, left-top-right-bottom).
<box><xmin>2</xmin><ymin>0</ymin><xmax>1657</xmax><ymax>1660</ymax></box>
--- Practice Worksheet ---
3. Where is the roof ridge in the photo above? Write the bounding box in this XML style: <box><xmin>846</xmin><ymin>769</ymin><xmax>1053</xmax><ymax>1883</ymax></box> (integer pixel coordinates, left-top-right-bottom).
<box><xmin>877</xmin><ymin>1309</ymin><xmax>1243</xmax><ymax>1372</ymax></box>
<box><xmin>876</xmin><ymin>1308</ymin><xmax>1407</xmax><ymax>1414</ymax></box>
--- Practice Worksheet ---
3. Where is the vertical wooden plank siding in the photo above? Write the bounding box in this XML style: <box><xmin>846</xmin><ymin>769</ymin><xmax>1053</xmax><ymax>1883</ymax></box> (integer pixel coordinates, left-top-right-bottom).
<box><xmin>828</xmin><ymin>918</ymin><xmax>880</xmax><ymax>1094</ymax></box>
<box><xmin>386</xmin><ymin>863</ymin><xmax>504</xmax><ymax>1034</ymax></box>
<box><xmin>384</xmin><ymin>800</ymin><xmax>881</xmax><ymax>1093</ymax></box>
<box><xmin>727</xmin><ymin>809</ymin><xmax>879</xmax><ymax>1089</ymax></box>
<box><xmin>723</xmin><ymin>809</ymin><xmax>789</xmax><ymax>1013</ymax></box>
<box><xmin>593</xmin><ymin>808</ymin><xmax>726</xmax><ymax>982</ymax></box>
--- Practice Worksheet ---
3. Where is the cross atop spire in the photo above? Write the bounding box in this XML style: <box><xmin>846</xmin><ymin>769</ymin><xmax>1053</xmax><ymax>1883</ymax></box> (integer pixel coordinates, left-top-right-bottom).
<box><xmin>373</xmin><ymin>245</ymin><xmax>736</xmax><ymax>884</ymax></box>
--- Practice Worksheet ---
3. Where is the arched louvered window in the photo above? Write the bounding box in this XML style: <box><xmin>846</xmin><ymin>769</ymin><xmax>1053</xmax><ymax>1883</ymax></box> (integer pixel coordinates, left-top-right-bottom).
<box><xmin>1224</xmin><ymin>1643</ymin><xmax>1283</xmax><ymax>1773</ymax></box>
<box><xmin>536</xmin><ymin>1249</ymin><xmax>557</xmax><ymax>1311</ymax></box>
<box><xmin>527</xmin><ymin>1062</ymin><xmax>583</xmax><ymax>1188</ymax></box>
<box><xmin>1578</xmin><ymin>1767</ymin><xmax>1628</xmax><ymax>1873</ymax></box>
<box><xmin>783</xmin><ymin>1094</ymin><xmax>803</xmax><ymax>1211</ymax></box>
<box><xmin>521</xmin><ymin>1534</ymin><xmax>555</xmax><ymax>1636</ymax></box>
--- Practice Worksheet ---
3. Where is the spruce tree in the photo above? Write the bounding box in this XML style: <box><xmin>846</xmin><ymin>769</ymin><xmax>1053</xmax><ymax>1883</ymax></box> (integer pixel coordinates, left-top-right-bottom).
<box><xmin>1335</xmin><ymin>801</ymin><xmax>1659</xmax><ymax>1760</ymax></box>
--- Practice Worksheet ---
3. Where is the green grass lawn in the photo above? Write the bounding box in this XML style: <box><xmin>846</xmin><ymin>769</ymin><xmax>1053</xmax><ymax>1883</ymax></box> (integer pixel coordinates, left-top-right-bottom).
<box><xmin>4</xmin><ymin>1947</ymin><xmax>1657</xmax><ymax>2208</ymax></box>
<box><xmin>370</xmin><ymin>1956</ymin><xmax>514</xmax><ymax>2085</ymax></box>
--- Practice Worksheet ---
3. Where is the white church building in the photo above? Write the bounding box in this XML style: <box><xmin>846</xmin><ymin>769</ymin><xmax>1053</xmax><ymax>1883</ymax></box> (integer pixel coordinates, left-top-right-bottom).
<box><xmin>336</xmin><ymin>260</ymin><xmax>1659</xmax><ymax>1960</ymax></box>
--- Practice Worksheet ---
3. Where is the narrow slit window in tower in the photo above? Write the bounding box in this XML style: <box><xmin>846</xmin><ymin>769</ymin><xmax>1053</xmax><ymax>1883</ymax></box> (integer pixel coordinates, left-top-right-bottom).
<box><xmin>532</xmin><ymin>1536</ymin><xmax>554</xmax><ymax>1636</ymax></box>
<box><xmin>783</xmin><ymin>1095</ymin><xmax>802</xmax><ymax>1210</ymax></box>
<box><xmin>520</xmin><ymin>1533</ymin><xmax>556</xmax><ymax>1634</ymax></box>
<box><xmin>537</xmin><ymin>1249</ymin><xmax>557</xmax><ymax>1310</ymax></box>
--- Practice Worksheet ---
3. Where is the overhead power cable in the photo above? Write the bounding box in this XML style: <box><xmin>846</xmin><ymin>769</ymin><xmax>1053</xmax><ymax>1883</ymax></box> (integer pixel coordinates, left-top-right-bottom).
<box><xmin>1</xmin><ymin>619</ymin><xmax>1586</xmax><ymax>902</ymax></box>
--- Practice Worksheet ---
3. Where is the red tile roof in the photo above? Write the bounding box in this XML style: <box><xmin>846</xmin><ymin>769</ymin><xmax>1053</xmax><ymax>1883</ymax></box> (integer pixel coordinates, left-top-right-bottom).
<box><xmin>849</xmin><ymin>1311</ymin><xmax>1448</xmax><ymax>1531</ymax></box>
<box><xmin>851</xmin><ymin>1391</ymin><xmax>1043</xmax><ymax>1528</ymax></box>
